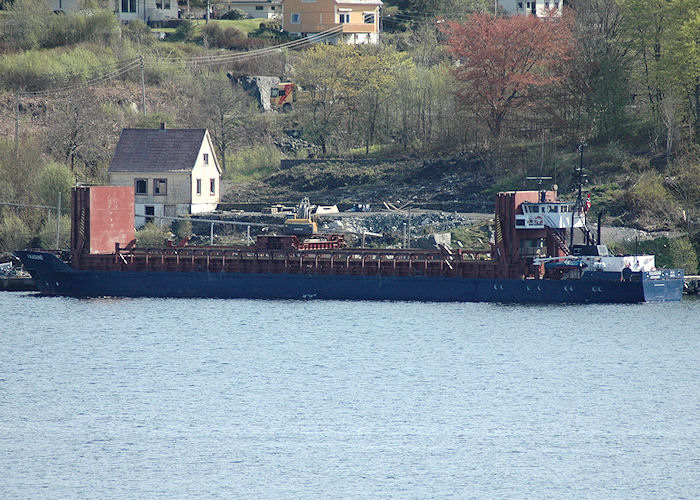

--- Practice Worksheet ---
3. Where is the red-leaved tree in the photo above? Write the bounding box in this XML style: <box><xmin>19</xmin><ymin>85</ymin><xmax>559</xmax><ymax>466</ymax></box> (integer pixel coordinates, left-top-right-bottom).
<box><xmin>443</xmin><ymin>13</ymin><xmax>575</xmax><ymax>139</ymax></box>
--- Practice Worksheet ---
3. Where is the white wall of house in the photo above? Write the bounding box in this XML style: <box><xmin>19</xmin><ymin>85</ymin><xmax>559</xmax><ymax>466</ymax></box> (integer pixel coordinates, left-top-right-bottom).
<box><xmin>134</xmin><ymin>202</ymin><xmax>164</xmax><ymax>228</ymax></box>
<box><xmin>221</xmin><ymin>3</ymin><xmax>281</xmax><ymax>19</ymax></box>
<box><xmin>110</xmin><ymin>171</ymin><xmax>193</xmax><ymax>227</ymax></box>
<box><xmin>115</xmin><ymin>0</ymin><xmax>178</xmax><ymax>23</ymax></box>
<box><xmin>498</xmin><ymin>0</ymin><xmax>562</xmax><ymax>17</ymax></box>
<box><xmin>190</xmin><ymin>140</ymin><xmax>221</xmax><ymax>214</ymax></box>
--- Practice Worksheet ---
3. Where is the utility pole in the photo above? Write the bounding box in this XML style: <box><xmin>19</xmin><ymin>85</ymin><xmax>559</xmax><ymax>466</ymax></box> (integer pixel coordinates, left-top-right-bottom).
<box><xmin>140</xmin><ymin>55</ymin><xmax>146</xmax><ymax>116</ymax></box>
<box><xmin>206</xmin><ymin>0</ymin><xmax>210</xmax><ymax>23</ymax></box>
<box><xmin>14</xmin><ymin>91</ymin><xmax>19</xmax><ymax>161</ymax></box>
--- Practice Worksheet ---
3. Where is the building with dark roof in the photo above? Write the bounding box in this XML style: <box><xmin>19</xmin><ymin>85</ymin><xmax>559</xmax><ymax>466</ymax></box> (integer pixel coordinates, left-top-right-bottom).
<box><xmin>108</xmin><ymin>124</ymin><xmax>222</xmax><ymax>227</ymax></box>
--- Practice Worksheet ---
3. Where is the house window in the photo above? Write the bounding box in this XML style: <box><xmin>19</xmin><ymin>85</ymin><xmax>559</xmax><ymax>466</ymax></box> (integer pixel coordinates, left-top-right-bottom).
<box><xmin>271</xmin><ymin>5</ymin><xmax>275</xmax><ymax>9</ymax></box>
<box><xmin>145</xmin><ymin>206</ymin><xmax>155</xmax><ymax>225</ymax></box>
<box><xmin>339</xmin><ymin>13</ymin><xmax>350</xmax><ymax>23</ymax></box>
<box><xmin>122</xmin><ymin>0</ymin><xmax>136</xmax><ymax>13</ymax></box>
<box><xmin>155</xmin><ymin>0</ymin><xmax>161</xmax><ymax>8</ymax></box>
<box><xmin>203</xmin><ymin>153</ymin><xmax>209</xmax><ymax>164</ymax></box>
<box><xmin>196</xmin><ymin>178</ymin><xmax>202</xmax><ymax>195</ymax></box>
<box><xmin>554</xmin><ymin>1</ymin><xmax>559</xmax><ymax>7</ymax></box>
<box><xmin>210</xmin><ymin>178</ymin><xmax>216</xmax><ymax>195</ymax></box>
<box><xmin>153</xmin><ymin>178</ymin><xmax>167</xmax><ymax>196</ymax></box>
<box><xmin>164</xmin><ymin>0</ymin><xmax>170</xmax><ymax>8</ymax></box>
<box><xmin>291</xmin><ymin>13</ymin><xmax>300</xmax><ymax>24</ymax></box>
<box><xmin>363</xmin><ymin>13</ymin><xmax>375</xmax><ymax>24</ymax></box>
<box><xmin>256</xmin><ymin>5</ymin><xmax>263</xmax><ymax>9</ymax></box>
<box><xmin>518</xmin><ymin>1</ymin><xmax>523</xmax><ymax>7</ymax></box>
<box><xmin>545</xmin><ymin>1</ymin><xmax>549</xmax><ymax>7</ymax></box>
<box><xmin>135</xmin><ymin>178</ymin><xmax>147</xmax><ymax>195</ymax></box>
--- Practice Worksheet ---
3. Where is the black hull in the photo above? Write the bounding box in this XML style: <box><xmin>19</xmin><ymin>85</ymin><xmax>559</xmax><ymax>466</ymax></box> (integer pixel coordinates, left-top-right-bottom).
<box><xmin>15</xmin><ymin>251</ymin><xmax>684</xmax><ymax>303</ymax></box>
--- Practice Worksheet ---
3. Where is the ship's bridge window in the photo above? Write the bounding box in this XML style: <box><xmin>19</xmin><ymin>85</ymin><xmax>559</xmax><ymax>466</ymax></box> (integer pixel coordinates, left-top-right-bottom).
<box><xmin>548</xmin><ymin>205</ymin><xmax>558</xmax><ymax>213</ymax></box>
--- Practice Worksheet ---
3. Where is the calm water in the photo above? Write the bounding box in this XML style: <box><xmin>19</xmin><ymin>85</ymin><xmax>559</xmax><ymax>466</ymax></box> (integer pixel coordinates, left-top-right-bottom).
<box><xmin>1</xmin><ymin>293</ymin><xmax>698</xmax><ymax>498</ymax></box>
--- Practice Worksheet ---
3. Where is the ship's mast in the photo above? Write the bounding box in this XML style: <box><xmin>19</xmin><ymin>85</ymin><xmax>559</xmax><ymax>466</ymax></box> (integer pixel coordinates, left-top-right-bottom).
<box><xmin>526</xmin><ymin>176</ymin><xmax>553</xmax><ymax>202</ymax></box>
<box><xmin>570</xmin><ymin>141</ymin><xmax>586</xmax><ymax>248</ymax></box>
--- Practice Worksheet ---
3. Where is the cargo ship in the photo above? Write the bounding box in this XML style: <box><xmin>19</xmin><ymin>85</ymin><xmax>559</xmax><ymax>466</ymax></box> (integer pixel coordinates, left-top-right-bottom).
<box><xmin>15</xmin><ymin>186</ymin><xmax>684</xmax><ymax>303</ymax></box>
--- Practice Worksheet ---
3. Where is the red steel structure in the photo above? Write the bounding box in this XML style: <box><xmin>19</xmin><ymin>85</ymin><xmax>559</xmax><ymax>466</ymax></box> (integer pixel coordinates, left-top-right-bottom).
<box><xmin>69</xmin><ymin>186</ymin><xmax>567</xmax><ymax>280</ymax></box>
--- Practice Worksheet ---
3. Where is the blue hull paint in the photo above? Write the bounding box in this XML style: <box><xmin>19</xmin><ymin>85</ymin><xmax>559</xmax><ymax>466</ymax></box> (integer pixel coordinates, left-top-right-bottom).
<box><xmin>16</xmin><ymin>251</ymin><xmax>683</xmax><ymax>303</ymax></box>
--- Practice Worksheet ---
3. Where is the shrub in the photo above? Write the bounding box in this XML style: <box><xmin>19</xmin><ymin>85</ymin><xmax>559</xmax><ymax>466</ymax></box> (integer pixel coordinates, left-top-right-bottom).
<box><xmin>171</xmin><ymin>217</ymin><xmax>192</xmax><ymax>240</ymax></box>
<box><xmin>220</xmin><ymin>9</ymin><xmax>246</xmax><ymax>20</ymax></box>
<box><xmin>135</xmin><ymin>223</ymin><xmax>171</xmax><ymax>248</ymax></box>
<box><xmin>123</xmin><ymin>20</ymin><xmax>153</xmax><ymax>46</ymax></box>
<box><xmin>0</xmin><ymin>210</ymin><xmax>32</xmax><ymax>252</ymax></box>
<box><xmin>617</xmin><ymin>172</ymin><xmax>683</xmax><ymax>229</ymax></box>
<box><xmin>0</xmin><ymin>46</ymin><xmax>117</xmax><ymax>91</ymax></box>
<box><xmin>202</xmin><ymin>23</ymin><xmax>244</xmax><ymax>49</ymax></box>
<box><xmin>225</xmin><ymin>144</ymin><xmax>281</xmax><ymax>181</ymax></box>
<box><xmin>173</xmin><ymin>19</ymin><xmax>195</xmax><ymax>42</ymax></box>
<box><xmin>37</xmin><ymin>214</ymin><xmax>71</xmax><ymax>250</ymax></box>
<box><xmin>0</xmin><ymin>0</ymin><xmax>53</xmax><ymax>51</ymax></box>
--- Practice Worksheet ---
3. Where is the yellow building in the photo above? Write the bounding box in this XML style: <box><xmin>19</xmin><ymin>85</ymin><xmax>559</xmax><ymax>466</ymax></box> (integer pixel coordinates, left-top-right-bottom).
<box><xmin>282</xmin><ymin>0</ymin><xmax>382</xmax><ymax>44</ymax></box>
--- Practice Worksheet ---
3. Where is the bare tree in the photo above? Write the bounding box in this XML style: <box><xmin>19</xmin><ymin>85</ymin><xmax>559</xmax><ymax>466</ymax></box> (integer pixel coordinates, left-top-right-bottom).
<box><xmin>44</xmin><ymin>93</ymin><xmax>114</xmax><ymax>179</ymax></box>
<box><xmin>180</xmin><ymin>71</ymin><xmax>259</xmax><ymax>171</ymax></box>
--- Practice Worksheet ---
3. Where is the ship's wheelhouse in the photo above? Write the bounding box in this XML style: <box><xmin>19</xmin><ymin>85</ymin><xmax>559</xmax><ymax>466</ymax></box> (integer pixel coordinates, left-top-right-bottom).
<box><xmin>516</xmin><ymin>202</ymin><xmax>585</xmax><ymax>229</ymax></box>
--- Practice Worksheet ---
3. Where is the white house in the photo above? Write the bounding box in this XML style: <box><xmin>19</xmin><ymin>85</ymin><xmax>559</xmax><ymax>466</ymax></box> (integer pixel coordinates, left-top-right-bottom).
<box><xmin>108</xmin><ymin>124</ymin><xmax>222</xmax><ymax>228</ymax></box>
<box><xmin>221</xmin><ymin>0</ymin><xmax>282</xmax><ymax>19</ymax></box>
<box><xmin>498</xmin><ymin>0</ymin><xmax>562</xmax><ymax>17</ymax></box>
<box><xmin>115</xmin><ymin>0</ymin><xmax>178</xmax><ymax>23</ymax></box>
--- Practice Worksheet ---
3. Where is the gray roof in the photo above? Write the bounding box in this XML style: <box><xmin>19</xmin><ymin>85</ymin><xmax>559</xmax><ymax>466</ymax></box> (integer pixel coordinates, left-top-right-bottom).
<box><xmin>108</xmin><ymin>128</ymin><xmax>207</xmax><ymax>173</ymax></box>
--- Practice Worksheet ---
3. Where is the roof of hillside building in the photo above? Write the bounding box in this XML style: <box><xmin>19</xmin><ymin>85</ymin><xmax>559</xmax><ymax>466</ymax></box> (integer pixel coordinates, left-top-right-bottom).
<box><xmin>108</xmin><ymin>128</ymin><xmax>208</xmax><ymax>173</ymax></box>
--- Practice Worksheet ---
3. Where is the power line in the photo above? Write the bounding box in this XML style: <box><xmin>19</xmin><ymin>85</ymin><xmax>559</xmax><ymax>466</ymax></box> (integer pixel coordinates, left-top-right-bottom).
<box><xmin>19</xmin><ymin>58</ymin><xmax>142</xmax><ymax>97</ymax></box>
<box><xmin>147</xmin><ymin>25</ymin><xmax>344</xmax><ymax>67</ymax></box>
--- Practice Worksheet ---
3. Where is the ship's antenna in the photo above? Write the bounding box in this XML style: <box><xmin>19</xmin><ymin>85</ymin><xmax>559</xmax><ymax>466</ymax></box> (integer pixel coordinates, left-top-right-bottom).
<box><xmin>570</xmin><ymin>140</ymin><xmax>587</xmax><ymax>248</ymax></box>
<box><xmin>526</xmin><ymin>176</ymin><xmax>552</xmax><ymax>202</ymax></box>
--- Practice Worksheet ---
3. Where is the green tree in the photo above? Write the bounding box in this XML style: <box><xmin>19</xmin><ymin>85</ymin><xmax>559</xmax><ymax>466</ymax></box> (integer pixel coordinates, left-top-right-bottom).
<box><xmin>296</xmin><ymin>44</ymin><xmax>358</xmax><ymax>154</ymax></box>
<box><xmin>351</xmin><ymin>46</ymin><xmax>409</xmax><ymax>154</ymax></box>
<box><xmin>36</xmin><ymin>162</ymin><xmax>73</xmax><ymax>208</ymax></box>
<box><xmin>618</xmin><ymin>0</ymin><xmax>699</xmax><ymax>149</ymax></box>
